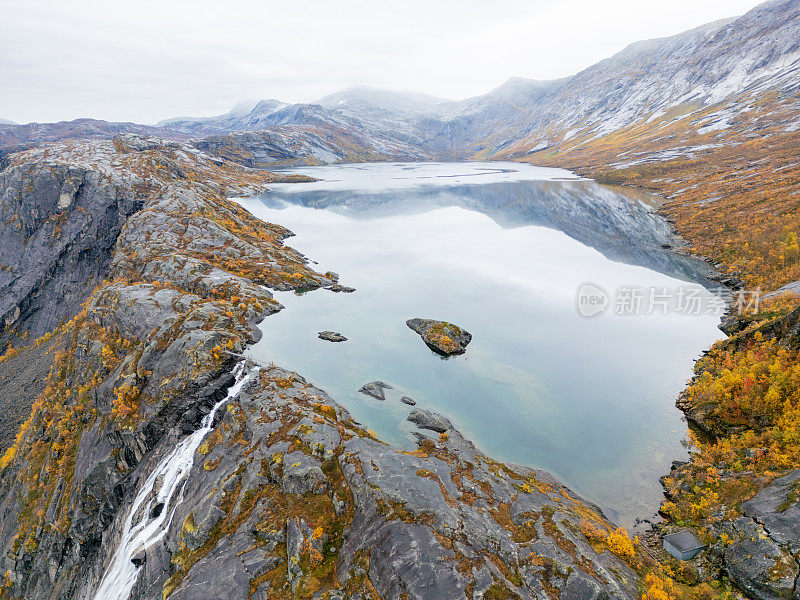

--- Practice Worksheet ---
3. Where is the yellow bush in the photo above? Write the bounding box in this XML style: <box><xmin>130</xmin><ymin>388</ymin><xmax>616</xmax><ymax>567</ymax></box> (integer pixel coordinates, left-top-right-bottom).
<box><xmin>606</xmin><ymin>527</ymin><xmax>636</xmax><ymax>558</ymax></box>
<box><xmin>580</xmin><ymin>521</ymin><xmax>636</xmax><ymax>558</ymax></box>
<box><xmin>642</xmin><ymin>569</ymin><xmax>679</xmax><ymax>600</ymax></box>
<box><xmin>0</xmin><ymin>447</ymin><xmax>16</xmax><ymax>471</ymax></box>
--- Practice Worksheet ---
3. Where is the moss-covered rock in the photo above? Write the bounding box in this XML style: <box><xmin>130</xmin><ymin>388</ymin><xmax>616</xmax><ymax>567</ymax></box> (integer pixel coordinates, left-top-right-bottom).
<box><xmin>406</xmin><ymin>318</ymin><xmax>472</xmax><ymax>356</ymax></box>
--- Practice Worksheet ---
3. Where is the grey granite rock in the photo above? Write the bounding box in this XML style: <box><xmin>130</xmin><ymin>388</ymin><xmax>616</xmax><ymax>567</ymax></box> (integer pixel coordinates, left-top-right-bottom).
<box><xmin>406</xmin><ymin>318</ymin><xmax>472</xmax><ymax>356</ymax></box>
<box><xmin>358</xmin><ymin>380</ymin><xmax>392</xmax><ymax>401</ymax></box>
<box><xmin>723</xmin><ymin>517</ymin><xmax>798</xmax><ymax>600</ymax></box>
<box><xmin>708</xmin><ymin>469</ymin><xmax>800</xmax><ymax>600</ymax></box>
<box><xmin>318</xmin><ymin>330</ymin><xmax>347</xmax><ymax>342</ymax></box>
<box><xmin>0</xmin><ymin>163</ymin><xmax>144</xmax><ymax>349</ymax></box>
<box><xmin>407</xmin><ymin>408</ymin><xmax>452</xmax><ymax>433</ymax></box>
<box><xmin>281</xmin><ymin>451</ymin><xmax>327</xmax><ymax>495</ymax></box>
<box><xmin>741</xmin><ymin>469</ymin><xmax>800</xmax><ymax>553</ymax></box>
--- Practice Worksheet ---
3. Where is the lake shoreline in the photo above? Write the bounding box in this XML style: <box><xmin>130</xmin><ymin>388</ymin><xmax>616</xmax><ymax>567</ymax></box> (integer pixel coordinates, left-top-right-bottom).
<box><xmin>518</xmin><ymin>149</ymin><xmax>800</xmax><ymax>596</ymax></box>
<box><xmin>240</xmin><ymin>160</ymin><xmax>725</xmax><ymax>530</ymax></box>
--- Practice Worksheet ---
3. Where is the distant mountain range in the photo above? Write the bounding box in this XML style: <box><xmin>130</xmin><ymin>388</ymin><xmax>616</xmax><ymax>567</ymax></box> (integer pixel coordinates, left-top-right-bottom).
<box><xmin>1</xmin><ymin>0</ymin><xmax>798</xmax><ymax>166</ymax></box>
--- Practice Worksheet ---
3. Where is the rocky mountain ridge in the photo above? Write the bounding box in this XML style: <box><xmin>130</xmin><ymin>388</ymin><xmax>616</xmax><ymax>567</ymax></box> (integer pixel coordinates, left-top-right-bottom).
<box><xmin>146</xmin><ymin>0</ymin><xmax>800</xmax><ymax>163</ymax></box>
<box><xmin>4</xmin><ymin>1</ymin><xmax>798</xmax><ymax>169</ymax></box>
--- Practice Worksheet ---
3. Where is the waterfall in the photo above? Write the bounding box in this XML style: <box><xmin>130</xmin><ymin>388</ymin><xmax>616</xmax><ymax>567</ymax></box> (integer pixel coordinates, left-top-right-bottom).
<box><xmin>93</xmin><ymin>363</ymin><xmax>256</xmax><ymax>600</ymax></box>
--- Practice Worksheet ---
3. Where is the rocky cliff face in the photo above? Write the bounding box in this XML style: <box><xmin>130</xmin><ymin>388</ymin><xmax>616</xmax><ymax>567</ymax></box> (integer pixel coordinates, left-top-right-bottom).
<box><xmin>0</xmin><ymin>137</ymin><xmax>644</xmax><ymax>600</ymax></box>
<box><xmin>0</xmin><ymin>157</ymin><xmax>145</xmax><ymax>349</ymax></box>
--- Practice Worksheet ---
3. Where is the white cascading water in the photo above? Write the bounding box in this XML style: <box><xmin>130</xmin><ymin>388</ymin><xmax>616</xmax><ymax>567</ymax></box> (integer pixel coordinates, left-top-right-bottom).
<box><xmin>93</xmin><ymin>363</ymin><xmax>256</xmax><ymax>600</ymax></box>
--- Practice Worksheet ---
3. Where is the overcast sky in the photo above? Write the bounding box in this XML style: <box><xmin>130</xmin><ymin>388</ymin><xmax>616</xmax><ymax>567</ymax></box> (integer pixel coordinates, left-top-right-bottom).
<box><xmin>0</xmin><ymin>0</ymin><xmax>763</xmax><ymax>125</ymax></box>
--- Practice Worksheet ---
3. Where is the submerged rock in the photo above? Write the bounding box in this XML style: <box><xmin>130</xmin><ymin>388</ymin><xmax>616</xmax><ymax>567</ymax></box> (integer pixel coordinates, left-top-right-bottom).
<box><xmin>400</xmin><ymin>396</ymin><xmax>416</xmax><ymax>406</ymax></box>
<box><xmin>318</xmin><ymin>330</ymin><xmax>347</xmax><ymax>342</ymax></box>
<box><xmin>328</xmin><ymin>283</ymin><xmax>356</xmax><ymax>293</ymax></box>
<box><xmin>407</xmin><ymin>408</ymin><xmax>452</xmax><ymax>433</ymax></box>
<box><xmin>358</xmin><ymin>381</ymin><xmax>392</xmax><ymax>400</ymax></box>
<box><xmin>406</xmin><ymin>318</ymin><xmax>472</xmax><ymax>356</ymax></box>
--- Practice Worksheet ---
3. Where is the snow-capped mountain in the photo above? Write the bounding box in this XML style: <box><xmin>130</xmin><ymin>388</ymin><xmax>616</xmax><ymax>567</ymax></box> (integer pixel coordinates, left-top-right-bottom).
<box><xmin>2</xmin><ymin>0</ymin><xmax>798</xmax><ymax>165</ymax></box>
<box><xmin>155</xmin><ymin>99</ymin><xmax>289</xmax><ymax>134</ymax></box>
<box><xmin>151</xmin><ymin>0</ymin><xmax>799</xmax><ymax>163</ymax></box>
<box><xmin>515</xmin><ymin>0</ymin><xmax>796</xmax><ymax>144</ymax></box>
<box><xmin>430</xmin><ymin>0</ymin><xmax>800</xmax><ymax>155</ymax></box>
<box><xmin>315</xmin><ymin>86</ymin><xmax>448</xmax><ymax>114</ymax></box>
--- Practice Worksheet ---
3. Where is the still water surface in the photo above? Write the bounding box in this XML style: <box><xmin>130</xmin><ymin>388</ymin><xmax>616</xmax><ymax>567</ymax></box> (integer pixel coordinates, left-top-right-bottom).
<box><xmin>238</xmin><ymin>161</ymin><xmax>724</xmax><ymax>527</ymax></box>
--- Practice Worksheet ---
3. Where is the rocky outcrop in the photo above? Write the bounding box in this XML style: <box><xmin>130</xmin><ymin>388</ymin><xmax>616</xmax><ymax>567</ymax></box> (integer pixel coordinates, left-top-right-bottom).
<box><xmin>358</xmin><ymin>381</ymin><xmax>392</xmax><ymax>401</ymax></box>
<box><xmin>721</xmin><ymin>518</ymin><xmax>798</xmax><ymax>600</ymax></box>
<box><xmin>318</xmin><ymin>331</ymin><xmax>347</xmax><ymax>343</ymax></box>
<box><xmin>406</xmin><ymin>408</ymin><xmax>452</xmax><ymax>433</ymax></box>
<box><xmin>0</xmin><ymin>161</ymin><xmax>145</xmax><ymax>349</ymax></box>
<box><xmin>741</xmin><ymin>469</ymin><xmax>800</xmax><ymax>553</ymax></box>
<box><xmin>118</xmin><ymin>366</ymin><xmax>640</xmax><ymax>600</ymax></box>
<box><xmin>713</xmin><ymin>470</ymin><xmax>800</xmax><ymax>600</ymax></box>
<box><xmin>406</xmin><ymin>318</ymin><xmax>472</xmax><ymax>356</ymax></box>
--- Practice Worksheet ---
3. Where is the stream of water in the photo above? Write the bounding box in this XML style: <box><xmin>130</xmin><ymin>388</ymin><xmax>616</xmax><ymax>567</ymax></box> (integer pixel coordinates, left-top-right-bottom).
<box><xmin>92</xmin><ymin>364</ymin><xmax>256</xmax><ymax>600</ymax></box>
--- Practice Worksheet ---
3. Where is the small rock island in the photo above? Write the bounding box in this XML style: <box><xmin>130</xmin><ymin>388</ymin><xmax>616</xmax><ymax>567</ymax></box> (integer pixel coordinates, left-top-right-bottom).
<box><xmin>406</xmin><ymin>318</ymin><xmax>472</xmax><ymax>356</ymax></box>
<box><xmin>318</xmin><ymin>330</ymin><xmax>347</xmax><ymax>342</ymax></box>
<box><xmin>358</xmin><ymin>381</ymin><xmax>392</xmax><ymax>400</ymax></box>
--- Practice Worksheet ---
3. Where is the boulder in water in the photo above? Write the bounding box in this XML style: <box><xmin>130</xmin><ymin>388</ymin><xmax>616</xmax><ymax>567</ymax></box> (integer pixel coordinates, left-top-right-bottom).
<box><xmin>358</xmin><ymin>381</ymin><xmax>392</xmax><ymax>400</ymax></box>
<box><xmin>406</xmin><ymin>318</ymin><xmax>472</xmax><ymax>356</ymax></box>
<box><xmin>407</xmin><ymin>408</ymin><xmax>452</xmax><ymax>433</ymax></box>
<box><xmin>318</xmin><ymin>330</ymin><xmax>347</xmax><ymax>342</ymax></box>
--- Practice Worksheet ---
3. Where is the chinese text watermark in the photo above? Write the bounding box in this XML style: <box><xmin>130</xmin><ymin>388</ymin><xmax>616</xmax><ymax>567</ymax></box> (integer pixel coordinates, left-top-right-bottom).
<box><xmin>576</xmin><ymin>282</ymin><xmax>760</xmax><ymax>318</ymax></box>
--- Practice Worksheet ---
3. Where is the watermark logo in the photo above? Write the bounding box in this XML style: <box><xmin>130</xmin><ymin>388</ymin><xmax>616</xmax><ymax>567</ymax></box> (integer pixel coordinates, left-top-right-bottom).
<box><xmin>575</xmin><ymin>283</ymin><xmax>761</xmax><ymax>318</ymax></box>
<box><xmin>576</xmin><ymin>282</ymin><xmax>610</xmax><ymax>318</ymax></box>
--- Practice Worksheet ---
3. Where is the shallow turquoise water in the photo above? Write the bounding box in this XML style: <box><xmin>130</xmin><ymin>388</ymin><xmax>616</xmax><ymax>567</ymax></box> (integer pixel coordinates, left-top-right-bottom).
<box><xmin>239</xmin><ymin>161</ymin><xmax>724</xmax><ymax>528</ymax></box>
